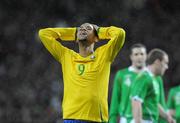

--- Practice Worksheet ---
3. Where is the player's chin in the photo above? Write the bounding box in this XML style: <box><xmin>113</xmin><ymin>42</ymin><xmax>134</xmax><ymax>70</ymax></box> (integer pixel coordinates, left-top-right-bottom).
<box><xmin>158</xmin><ymin>71</ymin><xmax>164</xmax><ymax>76</ymax></box>
<box><xmin>136</xmin><ymin>63</ymin><xmax>143</xmax><ymax>68</ymax></box>
<box><xmin>161</xmin><ymin>71</ymin><xmax>166</xmax><ymax>76</ymax></box>
<box><xmin>78</xmin><ymin>35</ymin><xmax>87</xmax><ymax>42</ymax></box>
<box><xmin>78</xmin><ymin>38</ymin><xmax>87</xmax><ymax>42</ymax></box>
<box><xmin>78</xmin><ymin>33</ymin><xmax>87</xmax><ymax>40</ymax></box>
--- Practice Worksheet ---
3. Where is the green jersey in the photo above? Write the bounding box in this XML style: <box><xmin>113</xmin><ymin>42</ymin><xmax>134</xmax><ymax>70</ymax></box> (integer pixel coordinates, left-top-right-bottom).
<box><xmin>167</xmin><ymin>86</ymin><xmax>180</xmax><ymax>123</ymax></box>
<box><xmin>157</xmin><ymin>77</ymin><xmax>168</xmax><ymax>123</ymax></box>
<box><xmin>126</xmin><ymin>76</ymin><xmax>167</xmax><ymax>123</ymax></box>
<box><xmin>130</xmin><ymin>70</ymin><xmax>160</xmax><ymax>123</ymax></box>
<box><xmin>109</xmin><ymin>66</ymin><xmax>145</xmax><ymax>123</ymax></box>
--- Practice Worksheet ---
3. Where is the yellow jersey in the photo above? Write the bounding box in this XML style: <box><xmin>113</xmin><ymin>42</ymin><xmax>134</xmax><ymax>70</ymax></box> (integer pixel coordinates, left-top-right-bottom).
<box><xmin>39</xmin><ymin>26</ymin><xmax>125</xmax><ymax>122</ymax></box>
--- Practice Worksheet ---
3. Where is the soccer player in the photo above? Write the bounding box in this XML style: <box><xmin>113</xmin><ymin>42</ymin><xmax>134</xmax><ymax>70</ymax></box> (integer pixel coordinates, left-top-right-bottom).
<box><xmin>167</xmin><ymin>85</ymin><xmax>180</xmax><ymax>123</ymax></box>
<box><xmin>131</xmin><ymin>49</ymin><xmax>174</xmax><ymax>123</ymax></box>
<box><xmin>109</xmin><ymin>43</ymin><xmax>147</xmax><ymax>123</ymax></box>
<box><xmin>38</xmin><ymin>23</ymin><xmax>125</xmax><ymax>123</ymax></box>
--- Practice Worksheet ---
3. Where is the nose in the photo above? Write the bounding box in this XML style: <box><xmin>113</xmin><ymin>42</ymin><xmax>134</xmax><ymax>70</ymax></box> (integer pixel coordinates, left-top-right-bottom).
<box><xmin>79</xmin><ymin>28</ymin><xmax>88</xmax><ymax>35</ymax></box>
<box><xmin>79</xmin><ymin>27</ymin><xmax>87</xmax><ymax>32</ymax></box>
<box><xmin>166</xmin><ymin>64</ymin><xmax>169</xmax><ymax>69</ymax></box>
<box><xmin>137</xmin><ymin>54</ymin><xmax>143</xmax><ymax>59</ymax></box>
<box><xmin>163</xmin><ymin>63</ymin><xmax>168</xmax><ymax>71</ymax></box>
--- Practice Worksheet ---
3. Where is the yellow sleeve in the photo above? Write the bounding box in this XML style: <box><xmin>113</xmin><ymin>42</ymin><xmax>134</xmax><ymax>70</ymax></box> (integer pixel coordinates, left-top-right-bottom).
<box><xmin>98</xmin><ymin>26</ymin><xmax>125</xmax><ymax>62</ymax></box>
<box><xmin>38</xmin><ymin>28</ymin><xmax>77</xmax><ymax>62</ymax></box>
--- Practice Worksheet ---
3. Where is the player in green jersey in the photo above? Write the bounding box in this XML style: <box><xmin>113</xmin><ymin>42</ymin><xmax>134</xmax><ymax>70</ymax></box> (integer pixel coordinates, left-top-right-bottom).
<box><xmin>168</xmin><ymin>85</ymin><xmax>180</xmax><ymax>123</ymax></box>
<box><xmin>109</xmin><ymin>43</ymin><xmax>147</xmax><ymax>123</ymax></box>
<box><xmin>131</xmin><ymin>49</ymin><xmax>174</xmax><ymax>123</ymax></box>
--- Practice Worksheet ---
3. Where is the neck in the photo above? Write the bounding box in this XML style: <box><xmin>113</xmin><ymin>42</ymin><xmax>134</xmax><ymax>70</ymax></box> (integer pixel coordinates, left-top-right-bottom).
<box><xmin>79</xmin><ymin>44</ymin><xmax>93</xmax><ymax>57</ymax></box>
<box><xmin>147</xmin><ymin>65</ymin><xmax>156</xmax><ymax>76</ymax></box>
<box><xmin>132</xmin><ymin>64</ymin><xmax>146</xmax><ymax>72</ymax></box>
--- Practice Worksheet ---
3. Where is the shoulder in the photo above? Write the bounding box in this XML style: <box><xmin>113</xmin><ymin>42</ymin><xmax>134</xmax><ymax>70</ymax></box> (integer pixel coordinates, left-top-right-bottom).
<box><xmin>135</xmin><ymin>71</ymin><xmax>153</xmax><ymax>84</ymax></box>
<box><xmin>137</xmin><ymin>71</ymin><xmax>151</xmax><ymax>79</ymax></box>
<box><xmin>116</xmin><ymin>68</ymin><xmax>129</xmax><ymax>75</ymax></box>
<box><xmin>62</xmin><ymin>47</ymin><xmax>78</xmax><ymax>60</ymax></box>
<box><xmin>170</xmin><ymin>86</ymin><xmax>179</xmax><ymax>93</ymax></box>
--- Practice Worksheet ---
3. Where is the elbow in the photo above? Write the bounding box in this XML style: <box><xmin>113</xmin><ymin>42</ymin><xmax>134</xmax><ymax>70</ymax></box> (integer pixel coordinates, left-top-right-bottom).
<box><xmin>38</xmin><ymin>28</ymin><xmax>52</xmax><ymax>37</ymax></box>
<box><xmin>38</xmin><ymin>28</ymin><xmax>46</xmax><ymax>38</ymax></box>
<box><xmin>112</xmin><ymin>26</ymin><xmax>125</xmax><ymax>42</ymax></box>
<box><xmin>116</xmin><ymin>28</ymin><xmax>126</xmax><ymax>46</ymax></box>
<box><xmin>121</xmin><ymin>28</ymin><xmax>126</xmax><ymax>38</ymax></box>
<box><xmin>110</xmin><ymin>26</ymin><xmax>126</xmax><ymax>37</ymax></box>
<box><xmin>117</xmin><ymin>28</ymin><xmax>126</xmax><ymax>40</ymax></box>
<box><xmin>38</xmin><ymin>28</ymin><xmax>52</xmax><ymax>41</ymax></box>
<box><xmin>38</xmin><ymin>29</ymin><xmax>44</xmax><ymax>42</ymax></box>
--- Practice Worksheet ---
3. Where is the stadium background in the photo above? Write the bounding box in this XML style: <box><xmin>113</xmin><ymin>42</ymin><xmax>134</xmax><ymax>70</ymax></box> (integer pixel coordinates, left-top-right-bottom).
<box><xmin>0</xmin><ymin>0</ymin><xmax>180</xmax><ymax>122</ymax></box>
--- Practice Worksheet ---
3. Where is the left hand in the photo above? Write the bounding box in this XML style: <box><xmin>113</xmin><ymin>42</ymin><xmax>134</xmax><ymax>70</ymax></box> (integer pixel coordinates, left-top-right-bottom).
<box><xmin>167</xmin><ymin>113</ymin><xmax>176</xmax><ymax>123</ymax></box>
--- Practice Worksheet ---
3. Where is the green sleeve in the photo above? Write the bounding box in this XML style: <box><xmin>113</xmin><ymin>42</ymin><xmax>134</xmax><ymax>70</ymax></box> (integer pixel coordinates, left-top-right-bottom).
<box><xmin>109</xmin><ymin>71</ymin><xmax>121</xmax><ymax>123</ymax></box>
<box><xmin>167</xmin><ymin>89</ymin><xmax>175</xmax><ymax>109</ymax></box>
<box><xmin>131</xmin><ymin>74</ymin><xmax>150</xmax><ymax>102</ymax></box>
<box><xmin>158</xmin><ymin>76</ymin><xmax>167</xmax><ymax>109</ymax></box>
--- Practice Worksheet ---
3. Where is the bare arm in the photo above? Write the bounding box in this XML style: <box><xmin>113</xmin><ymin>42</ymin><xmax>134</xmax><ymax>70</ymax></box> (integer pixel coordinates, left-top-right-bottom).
<box><xmin>168</xmin><ymin>109</ymin><xmax>175</xmax><ymax>117</ymax></box>
<box><xmin>159</xmin><ymin>104</ymin><xmax>175</xmax><ymax>123</ymax></box>
<box><xmin>132</xmin><ymin>99</ymin><xmax>142</xmax><ymax>123</ymax></box>
<box><xmin>159</xmin><ymin>103</ymin><xmax>168</xmax><ymax>119</ymax></box>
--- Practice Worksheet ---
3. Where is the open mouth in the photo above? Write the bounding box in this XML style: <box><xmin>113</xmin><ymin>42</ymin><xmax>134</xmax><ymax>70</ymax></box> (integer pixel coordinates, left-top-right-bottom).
<box><xmin>81</xmin><ymin>32</ymin><xmax>87</xmax><ymax>36</ymax></box>
<box><xmin>78</xmin><ymin>31</ymin><xmax>88</xmax><ymax>40</ymax></box>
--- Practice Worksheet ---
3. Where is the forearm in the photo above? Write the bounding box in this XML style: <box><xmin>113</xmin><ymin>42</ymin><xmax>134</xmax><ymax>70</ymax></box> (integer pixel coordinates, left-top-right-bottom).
<box><xmin>39</xmin><ymin>27</ymin><xmax>77</xmax><ymax>41</ymax></box>
<box><xmin>132</xmin><ymin>99</ymin><xmax>142</xmax><ymax>123</ymax></box>
<box><xmin>159</xmin><ymin>105</ymin><xmax>176</xmax><ymax>123</ymax></box>
<box><xmin>98</xmin><ymin>26</ymin><xmax>125</xmax><ymax>41</ymax></box>
<box><xmin>159</xmin><ymin>104</ymin><xmax>168</xmax><ymax>119</ymax></box>
<box><xmin>168</xmin><ymin>109</ymin><xmax>175</xmax><ymax>117</ymax></box>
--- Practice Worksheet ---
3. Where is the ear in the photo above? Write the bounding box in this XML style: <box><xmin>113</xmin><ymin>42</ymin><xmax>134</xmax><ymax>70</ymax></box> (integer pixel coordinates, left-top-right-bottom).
<box><xmin>94</xmin><ymin>36</ymin><xmax>99</xmax><ymax>42</ymax></box>
<box><xmin>154</xmin><ymin>59</ymin><xmax>161</xmax><ymax>65</ymax></box>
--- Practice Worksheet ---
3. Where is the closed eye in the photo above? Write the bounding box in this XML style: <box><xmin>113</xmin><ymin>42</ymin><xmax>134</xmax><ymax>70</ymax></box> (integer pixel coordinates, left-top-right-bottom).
<box><xmin>86</xmin><ymin>26</ymin><xmax>93</xmax><ymax>30</ymax></box>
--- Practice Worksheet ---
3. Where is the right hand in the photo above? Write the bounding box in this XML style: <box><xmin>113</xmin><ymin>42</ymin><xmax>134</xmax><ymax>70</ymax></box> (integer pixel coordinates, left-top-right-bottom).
<box><xmin>167</xmin><ymin>113</ymin><xmax>176</xmax><ymax>123</ymax></box>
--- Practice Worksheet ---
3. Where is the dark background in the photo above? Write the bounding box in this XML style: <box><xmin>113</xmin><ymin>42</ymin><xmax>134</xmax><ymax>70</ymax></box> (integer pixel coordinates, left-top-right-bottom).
<box><xmin>0</xmin><ymin>0</ymin><xmax>180</xmax><ymax>122</ymax></box>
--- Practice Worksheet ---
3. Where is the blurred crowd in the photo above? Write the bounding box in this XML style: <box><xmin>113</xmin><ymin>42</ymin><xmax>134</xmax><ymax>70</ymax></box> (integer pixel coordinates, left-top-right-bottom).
<box><xmin>0</xmin><ymin>0</ymin><xmax>180</xmax><ymax>122</ymax></box>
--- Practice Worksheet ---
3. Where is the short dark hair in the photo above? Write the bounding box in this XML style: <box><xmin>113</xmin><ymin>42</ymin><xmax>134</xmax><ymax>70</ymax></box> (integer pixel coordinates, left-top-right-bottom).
<box><xmin>147</xmin><ymin>48</ymin><xmax>167</xmax><ymax>65</ymax></box>
<box><xmin>130</xmin><ymin>43</ymin><xmax>146</xmax><ymax>54</ymax></box>
<box><xmin>93</xmin><ymin>26</ymin><xmax>99</xmax><ymax>38</ymax></box>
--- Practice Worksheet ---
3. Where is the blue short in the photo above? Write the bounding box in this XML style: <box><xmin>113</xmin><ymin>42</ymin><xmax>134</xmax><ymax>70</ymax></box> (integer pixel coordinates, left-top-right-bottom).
<box><xmin>63</xmin><ymin>119</ymin><xmax>101</xmax><ymax>123</ymax></box>
<box><xmin>63</xmin><ymin>120</ymin><xmax>91</xmax><ymax>123</ymax></box>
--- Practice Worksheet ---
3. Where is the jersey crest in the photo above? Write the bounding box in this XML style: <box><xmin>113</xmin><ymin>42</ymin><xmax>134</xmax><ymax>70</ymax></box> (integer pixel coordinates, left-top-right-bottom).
<box><xmin>124</xmin><ymin>75</ymin><xmax>132</xmax><ymax>86</ymax></box>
